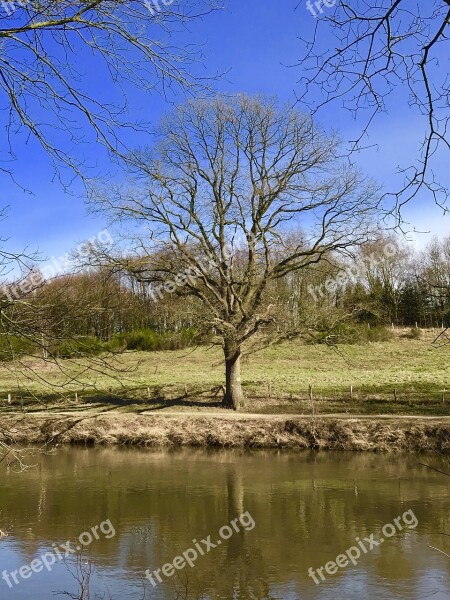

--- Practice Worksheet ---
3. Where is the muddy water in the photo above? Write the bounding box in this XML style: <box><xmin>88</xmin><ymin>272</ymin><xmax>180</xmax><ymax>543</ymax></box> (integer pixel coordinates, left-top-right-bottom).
<box><xmin>0</xmin><ymin>448</ymin><xmax>448</xmax><ymax>599</ymax></box>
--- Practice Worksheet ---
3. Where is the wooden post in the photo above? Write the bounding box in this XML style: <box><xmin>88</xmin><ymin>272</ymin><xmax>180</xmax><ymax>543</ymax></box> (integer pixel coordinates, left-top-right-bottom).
<box><xmin>443</xmin><ymin>389</ymin><xmax>446</xmax><ymax>404</ymax></box>
<box><xmin>309</xmin><ymin>384</ymin><xmax>315</xmax><ymax>417</ymax></box>
<box><xmin>75</xmin><ymin>392</ymin><xmax>78</xmax><ymax>403</ymax></box>
<box><xmin>184</xmin><ymin>384</ymin><xmax>188</xmax><ymax>397</ymax></box>
<box><xmin>42</xmin><ymin>333</ymin><xmax>48</xmax><ymax>360</ymax></box>
<box><xmin>350</xmin><ymin>385</ymin><xmax>353</xmax><ymax>400</ymax></box>
<box><xmin>7</xmin><ymin>394</ymin><xmax>11</xmax><ymax>405</ymax></box>
<box><xmin>147</xmin><ymin>387</ymin><xmax>150</xmax><ymax>399</ymax></box>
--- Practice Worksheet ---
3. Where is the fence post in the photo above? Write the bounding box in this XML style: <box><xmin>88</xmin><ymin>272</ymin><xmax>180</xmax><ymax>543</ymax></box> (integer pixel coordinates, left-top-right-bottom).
<box><xmin>309</xmin><ymin>384</ymin><xmax>315</xmax><ymax>416</ymax></box>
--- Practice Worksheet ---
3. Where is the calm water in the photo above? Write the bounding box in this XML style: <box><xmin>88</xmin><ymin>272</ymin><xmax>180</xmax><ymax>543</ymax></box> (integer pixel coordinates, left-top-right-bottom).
<box><xmin>0</xmin><ymin>448</ymin><xmax>448</xmax><ymax>599</ymax></box>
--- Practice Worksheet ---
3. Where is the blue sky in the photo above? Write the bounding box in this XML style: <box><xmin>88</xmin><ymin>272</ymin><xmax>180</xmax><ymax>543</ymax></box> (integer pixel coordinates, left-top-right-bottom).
<box><xmin>1</xmin><ymin>0</ymin><xmax>449</xmax><ymax>262</ymax></box>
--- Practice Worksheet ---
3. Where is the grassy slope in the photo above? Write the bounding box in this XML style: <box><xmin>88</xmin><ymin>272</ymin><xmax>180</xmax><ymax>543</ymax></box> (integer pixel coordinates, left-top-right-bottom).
<box><xmin>0</xmin><ymin>329</ymin><xmax>449</xmax><ymax>415</ymax></box>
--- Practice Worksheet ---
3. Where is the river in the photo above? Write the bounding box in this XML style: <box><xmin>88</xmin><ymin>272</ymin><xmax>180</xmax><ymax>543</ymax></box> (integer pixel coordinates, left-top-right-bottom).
<box><xmin>0</xmin><ymin>447</ymin><xmax>448</xmax><ymax>599</ymax></box>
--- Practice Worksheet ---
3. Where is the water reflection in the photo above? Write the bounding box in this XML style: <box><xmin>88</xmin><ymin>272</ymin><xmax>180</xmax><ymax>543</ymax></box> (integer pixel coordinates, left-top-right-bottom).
<box><xmin>0</xmin><ymin>448</ymin><xmax>448</xmax><ymax>599</ymax></box>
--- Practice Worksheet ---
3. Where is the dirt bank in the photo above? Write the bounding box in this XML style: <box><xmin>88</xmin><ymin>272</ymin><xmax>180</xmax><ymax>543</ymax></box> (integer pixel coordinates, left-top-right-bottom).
<box><xmin>0</xmin><ymin>412</ymin><xmax>449</xmax><ymax>452</ymax></box>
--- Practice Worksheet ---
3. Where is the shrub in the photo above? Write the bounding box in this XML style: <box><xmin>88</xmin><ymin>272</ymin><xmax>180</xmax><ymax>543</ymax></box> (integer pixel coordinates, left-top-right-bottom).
<box><xmin>112</xmin><ymin>328</ymin><xmax>196</xmax><ymax>352</ymax></box>
<box><xmin>317</xmin><ymin>323</ymin><xmax>393</xmax><ymax>345</ymax></box>
<box><xmin>0</xmin><ymin>335</ymin><xmax>35</xmax><ymax>361</ymax></box>
<box><xmin>57</xmin><ymin>336</ymin><xmax>105</xmax><ymax>358</ymax></box>
<box><xmin>366</xmin><ymin>324</ymin><xmax>394</xmax><ymax>342</ymax></box>
<box><xmin>117</xmin><ymin>329</ymin><xmax>159</xmax><ymax>351</ymax></box>
<box><xmin>104</xmin><ymin>335</ymin><xmax>127</xmax><ymax>353</ymax></box>
<box><xmin>0</xmin><ymin>326</ymin><xmax>197</xmax><ymax>362</ymax></box>
<box><xmin>404</xmin><ymin>327</ymin><xmax>421</xmax><ymax>340</ymax></box>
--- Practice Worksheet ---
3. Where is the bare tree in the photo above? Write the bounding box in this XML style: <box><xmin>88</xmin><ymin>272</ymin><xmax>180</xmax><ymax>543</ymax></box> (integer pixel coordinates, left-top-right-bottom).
<box><xmin>297</xmin><ymin>1</ymin><xmax>450</xmax><ymax>211</ymax></box>
<box><xmin>92</xmin><ymin>95</ymin><xmax>381</xmax><ymax>409</ymax></box>
<box><xmin>0</xmin><ymin>0</ymin><xmax>217</xmax><ymax>185</ymax></box>
<box><xmin>355</xmin><ymin>235</ymin><xmax>411</xmax><ymax>322</ymax></box>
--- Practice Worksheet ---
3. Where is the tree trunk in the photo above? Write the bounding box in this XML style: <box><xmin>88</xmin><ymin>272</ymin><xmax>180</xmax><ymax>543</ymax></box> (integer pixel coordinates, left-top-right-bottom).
<box><xmin>223</xmin><ymin>345</ymin><xmax>245</xmax><ymax>410</ymax></box>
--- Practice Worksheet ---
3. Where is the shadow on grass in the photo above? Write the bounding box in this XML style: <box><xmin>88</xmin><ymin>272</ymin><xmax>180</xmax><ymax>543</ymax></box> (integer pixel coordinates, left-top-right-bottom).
<box><xmin>76</xmin><ymin>389</ymin><xmax>224</xmax><ymax>412</ymax></box>
<box><xmin>3</xmin><ymin>386</ymin><xmax>226</xmax><ymax>413</ymax></box>
<box><xmin>136</xmin><ymin>395</ymin><xmax>224</xmax><ymax>413</ymax></box>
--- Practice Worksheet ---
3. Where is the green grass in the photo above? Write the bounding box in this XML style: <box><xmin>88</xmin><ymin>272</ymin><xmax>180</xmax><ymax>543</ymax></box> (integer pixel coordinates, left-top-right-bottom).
<box><xmin>0</xmin><ymin>329</ymin><xmax>449</xmax><ymax>415</ymax></box>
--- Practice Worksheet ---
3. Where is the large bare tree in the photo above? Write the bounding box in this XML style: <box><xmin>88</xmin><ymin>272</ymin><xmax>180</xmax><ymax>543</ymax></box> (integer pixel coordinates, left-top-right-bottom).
<box><xmin>297</xmin><ymin>1</ymin><xmax>450</xmax><ymax>211</ymax></box>
<box><xmin>93</xmin><ymin>95</ymin><xmax>381</xmax><ymax>409</ymax></box>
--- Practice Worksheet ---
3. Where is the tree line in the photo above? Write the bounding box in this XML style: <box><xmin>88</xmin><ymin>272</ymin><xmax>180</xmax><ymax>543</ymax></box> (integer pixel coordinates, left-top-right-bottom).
<box><xmin>2</xmin><ymin>228</ymin><xmax>450</xmax><ymax>354</ymax></box>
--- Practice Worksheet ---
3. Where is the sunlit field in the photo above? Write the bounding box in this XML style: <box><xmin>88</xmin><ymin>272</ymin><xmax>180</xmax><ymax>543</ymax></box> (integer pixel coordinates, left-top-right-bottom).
<box><xmin>1</xmin><ymin>329</ymin><xmax>449</xmax><ymax>416</ymax></box>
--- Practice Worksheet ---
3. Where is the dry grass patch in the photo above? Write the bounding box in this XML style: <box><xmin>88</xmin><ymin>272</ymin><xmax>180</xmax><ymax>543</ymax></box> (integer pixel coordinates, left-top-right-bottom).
<box><xmin>0</xmin><ymin>413</ymin><xmax>448</xmax><ymax>453</ymax></box>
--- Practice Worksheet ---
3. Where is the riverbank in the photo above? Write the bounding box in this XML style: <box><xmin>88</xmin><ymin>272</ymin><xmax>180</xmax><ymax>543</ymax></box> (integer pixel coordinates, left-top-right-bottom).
<box><xmin>1</xmin><ymin>412</ymin><xmax>449</xmax><ymax>452</ymax></box>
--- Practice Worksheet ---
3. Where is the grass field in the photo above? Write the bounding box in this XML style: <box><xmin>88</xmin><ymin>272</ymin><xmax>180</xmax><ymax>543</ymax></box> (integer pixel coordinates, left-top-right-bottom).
<box><xmin>1</xmin><ymin>329</ymin><xmax>450</xmax><ymax>416</ymax></box>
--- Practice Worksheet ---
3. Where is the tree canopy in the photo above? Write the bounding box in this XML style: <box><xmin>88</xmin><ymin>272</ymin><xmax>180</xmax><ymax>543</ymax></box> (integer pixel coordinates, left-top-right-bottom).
<box><xmin>94</xmin><ymin>95</ymin><xmax>381</xmax><ymax>408</ymax></box>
